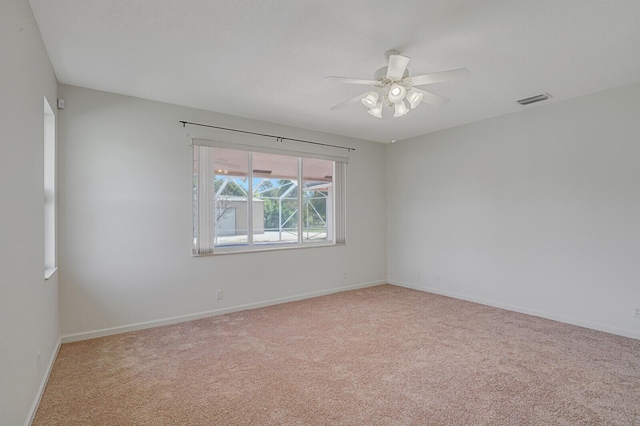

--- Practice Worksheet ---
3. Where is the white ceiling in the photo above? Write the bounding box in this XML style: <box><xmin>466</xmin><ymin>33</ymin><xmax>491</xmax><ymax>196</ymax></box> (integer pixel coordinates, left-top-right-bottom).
<box><xmin>29</xmin><ymin>0</ymin><xmax>640</xmax><ymax>143</ymax></box>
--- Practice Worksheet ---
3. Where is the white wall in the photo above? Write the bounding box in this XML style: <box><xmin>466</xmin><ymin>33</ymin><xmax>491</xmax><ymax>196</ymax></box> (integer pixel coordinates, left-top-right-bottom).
<box><xmin>0</xmin><ymin>0</ymin><xmax>60</xmax><ymax>424</ymax></box>
<box><xmin>57</xmin><ymin>84</ymin><xmax>386</xmax><ymax>339</ymax></box>
<box><xmin>387</xmin><ymin>84</ymin><xmax>640</xmax><ymax>339</ymax></box>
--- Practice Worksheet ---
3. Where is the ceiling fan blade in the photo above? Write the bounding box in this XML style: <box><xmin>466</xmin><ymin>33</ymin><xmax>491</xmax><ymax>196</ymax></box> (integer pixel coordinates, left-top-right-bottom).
<box><xmin>324</xmin><ymin>76</ymin><xmax>379</xmax><ymax>85</ymax></box>
<box><xmin>330</xmin><ymin>90</ymin><xmax>372</xmax><ymax>110</ymax></box>
<box><xmin>413</xmin><ymin>88</ymin><xmax>450</xmax><ymax>106</ymax></box>
<box><xmin>410</xmin><ymin>68</ymin><xmax>470</xmax><ymax>86</ymax></box>
<box><xmin>386</xmin><ymin>54</ymin><xmax>410</xmax><ymax>81</ymax></box>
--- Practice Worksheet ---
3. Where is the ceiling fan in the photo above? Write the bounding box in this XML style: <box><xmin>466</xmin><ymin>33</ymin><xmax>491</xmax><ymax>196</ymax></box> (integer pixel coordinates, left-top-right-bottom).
<box><xmin>326</xmin><ymin>50</ymin><xmax>470</xmax><ymax>118</ymax></box>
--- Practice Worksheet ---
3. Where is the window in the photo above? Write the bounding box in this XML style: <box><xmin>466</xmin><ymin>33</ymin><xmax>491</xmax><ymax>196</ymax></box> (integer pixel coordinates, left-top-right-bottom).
<box><xmin>44</xmin><ymin>97</ymin><xmax>56</xmax><ymax>278</ymax></box>
<box><xmin>193</xmin><ymin>141</ymin><xmax>346</xmax><ymax>255</ymax></box>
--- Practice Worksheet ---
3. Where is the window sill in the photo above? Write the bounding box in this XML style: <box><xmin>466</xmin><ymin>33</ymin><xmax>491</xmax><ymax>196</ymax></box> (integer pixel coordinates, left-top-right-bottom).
<box><xmin>44</xmin><ymin>267</ymin><xmax>58</xmax><ymax>280</ymax></box>
<box><xmin>193</xmin><ymin>241</ymin><xmax>345</xmax><ymax>256</ymax></box>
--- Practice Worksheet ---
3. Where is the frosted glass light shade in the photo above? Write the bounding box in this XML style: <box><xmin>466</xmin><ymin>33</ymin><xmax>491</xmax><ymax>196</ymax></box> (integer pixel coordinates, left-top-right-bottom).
<box><xmin>393</xmin><ymin>101</ymin><xmax>409</xmax><ymax>117</ymax></box>
<box><xmin>368</xmin><ymin>103</ymin><xmax>383</xmax><ymax>118</ymax></box>
<box><xmin>361</xmin><ymin>91</ymin><xmax>379</xmax><ymax>109</ymax></box>
<box><xmin>387</xmin><ymin>84</ymin><xmax>406</xmax><ymax>103</ymax></box>
<box><xmin>406</xmin><ymin>89</ymin><xmax>424</xmax><ymax>109</ymax></box>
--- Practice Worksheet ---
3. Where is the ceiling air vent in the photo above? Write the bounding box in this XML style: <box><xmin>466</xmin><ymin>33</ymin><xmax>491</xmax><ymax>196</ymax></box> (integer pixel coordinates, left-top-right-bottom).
<box><xmin>517</xmin><ymin>93</ymin><xmax>551</xmax><ymax>106</ymax></box>
<box><xmin>252</xmin><ymin>169</ymin><xmax>272</xmax><ymax>174</ymax></box>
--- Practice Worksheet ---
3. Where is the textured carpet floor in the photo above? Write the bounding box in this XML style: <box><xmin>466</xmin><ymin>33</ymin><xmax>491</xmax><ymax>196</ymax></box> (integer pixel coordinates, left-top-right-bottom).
<box><xmin>34</xmin><ymin>285</ymin><xmax>640</xmax><ymax>425</ymax></box>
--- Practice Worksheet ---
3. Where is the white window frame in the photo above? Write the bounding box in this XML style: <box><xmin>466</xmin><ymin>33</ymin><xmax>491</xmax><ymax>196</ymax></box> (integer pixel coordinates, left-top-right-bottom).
<box><xmin>192</xmin><ymin>138</ymin><xmax>347</xmax><ymax>256</ymax></box>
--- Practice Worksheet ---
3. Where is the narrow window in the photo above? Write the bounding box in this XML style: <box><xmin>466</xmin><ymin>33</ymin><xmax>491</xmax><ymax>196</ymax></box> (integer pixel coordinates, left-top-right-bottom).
<box><xmin>44</xmin><ymin>98</ymin><xmax>56</xmax><ymax>279</ymax></box>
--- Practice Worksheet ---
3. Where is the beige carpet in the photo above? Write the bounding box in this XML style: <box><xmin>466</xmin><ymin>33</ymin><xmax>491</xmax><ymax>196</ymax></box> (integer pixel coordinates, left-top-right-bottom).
<box><xmin>34</xmin><ymin>284</ymin><xmax>640</xmax><ymax>425</ymax></box>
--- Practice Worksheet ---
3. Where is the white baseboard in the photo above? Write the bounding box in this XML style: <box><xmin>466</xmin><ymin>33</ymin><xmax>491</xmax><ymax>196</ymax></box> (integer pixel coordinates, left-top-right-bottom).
<box><xmin>61</xmin><ymin>281</ymin><xmax>386</xmax><ymax>343</ymax></box>
<box><xmin>25</xmin><ymin>337</ymin><xmax>61</xmax><ymax>426</ymax></box>
<box><xmin>388</xmin><ymin>280</ymin><xmax>640</xmax><ymax>341</ymax></box>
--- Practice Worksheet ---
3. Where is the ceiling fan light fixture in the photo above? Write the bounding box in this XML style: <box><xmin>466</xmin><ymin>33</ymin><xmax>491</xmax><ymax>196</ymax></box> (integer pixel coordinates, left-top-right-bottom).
<box><xmin>387</xmin><ymin>83</ymin><xmax>406</xmax><ymax>103</ymax></box>
<box><xmin>327</xmin><ymin>50</ymin><xmax>466</xmax><ymax>119</ymax></box>
<box><xmin>406</xmin><ymin>89</ymin><xmax>424</xmax><ymax>109</ymax></box>
<box><xmin>361</xmin><ymin>91</ymin><xmax>379</xmax><ymax>109</ymax></box>
<box><xmin>368</xmin><ymin>103</ymin><xmax>383</xmax><ymax>118</ymax></box>
<box><xmin>393</xmin><ymin>101</ymin><xmax>409</xmax><ymax>118</ymax></box>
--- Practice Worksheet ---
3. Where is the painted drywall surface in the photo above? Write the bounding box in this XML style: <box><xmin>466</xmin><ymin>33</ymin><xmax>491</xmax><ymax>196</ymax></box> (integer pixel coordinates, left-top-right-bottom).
<box><xmin>57</xmin><ymin>84</ymin><xmax>386</xmax><ymax>337</ymax></box>
<box><xmin>0</xmin><ymin>0</ymin><xmax>60</xmax><ymax>424</ymax></box>
<box><xmin>387</xmin><ymin>84</ymin><xmax>640</xmax><ymax>338</ymax></box>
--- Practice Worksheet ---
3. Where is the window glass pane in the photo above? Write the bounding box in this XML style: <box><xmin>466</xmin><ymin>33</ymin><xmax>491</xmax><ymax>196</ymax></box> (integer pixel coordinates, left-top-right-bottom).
<box><xmin>252</xmin><ymin>152</ymin><xmax>299</xmax><ymax>245</ymax></box>
<box><xmin>302</xmin><ymin>158</ymin><xmax>333</xmax><ymax>243</ymax></box>
<box><xmin>212</xmin><ymin>147</ymin><xmax>250</xmax><ymax>247</ymax></box>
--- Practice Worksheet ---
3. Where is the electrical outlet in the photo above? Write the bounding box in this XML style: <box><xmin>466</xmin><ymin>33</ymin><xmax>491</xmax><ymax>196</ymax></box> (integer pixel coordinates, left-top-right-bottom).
<box><xmin>437</xmin><ymin>275</ymin><xmax>441</xmax><ymax>281</ymax></box>
<box><xmin>343</xmin><ymin>272</ymin><xmax>347</xmax><ymax>279</ymax></box>
<box><xmin>37</xmin><ymin>352</ymin><xmax>41</xmax><ymax>370</ymax></box>
<box><xmin>417</xmin><ymin>272</ymin><xmax>422</xmax><ymax>279</ymax></box>
<box><xmin>216</xmin><ymin>290</ymin><xmax>223</xmax><ymax>300</ymax></box>
<box><xmin>634</xmin><ymin>307</ymin><xmax>640</xmax><ymax>319</ymax></box>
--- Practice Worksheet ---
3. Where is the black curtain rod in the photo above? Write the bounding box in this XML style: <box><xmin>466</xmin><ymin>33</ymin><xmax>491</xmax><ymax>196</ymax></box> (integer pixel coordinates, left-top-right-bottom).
<box><xmin>180</xmin><ymin>121</ymin><xmax>355</xmax><ymax>152</ymax></box>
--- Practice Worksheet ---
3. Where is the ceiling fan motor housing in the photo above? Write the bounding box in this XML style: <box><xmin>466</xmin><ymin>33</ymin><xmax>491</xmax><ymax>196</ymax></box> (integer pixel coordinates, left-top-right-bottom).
<box><xmin>374</xmin><ymin>66</ymin><xmax>409</xmax><ymax>82</ymax></box>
